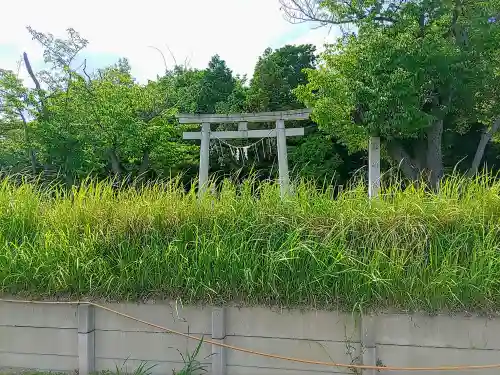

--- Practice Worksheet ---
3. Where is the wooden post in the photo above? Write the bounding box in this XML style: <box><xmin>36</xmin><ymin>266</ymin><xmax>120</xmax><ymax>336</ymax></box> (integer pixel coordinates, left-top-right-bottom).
<box><xmin>199</xmin><ymin>122</ymin><xmax>210</xmax><ymax>194</ymax></box>
<box><xmin>276</xmin><ymin>119</ymin><xmax>290</xmax><ymax>197</ymax></box>
<box><xmin>368</xmin><ymin>137</ymin><xmax>381</xmax><ymax>198</ymax></box>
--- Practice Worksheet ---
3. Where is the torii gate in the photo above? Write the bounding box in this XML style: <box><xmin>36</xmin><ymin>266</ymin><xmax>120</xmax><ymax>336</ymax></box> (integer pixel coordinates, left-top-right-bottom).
<box><xmin>178</xmin><ymin>109</ymin><xmax>311</xmax><ymax>197</ymax></box>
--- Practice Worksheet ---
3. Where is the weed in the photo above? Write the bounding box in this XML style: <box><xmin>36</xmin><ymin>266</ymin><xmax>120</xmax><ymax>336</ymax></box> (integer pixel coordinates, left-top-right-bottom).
<box><xmin>0</xmin><ymin>174</ymin><xmax>499</xmax><ymax>311</ymax></box>
<box><xmin>173</xmin><ymin>337</ymin><xmax>207</xmax><ymax>375</ymax></box>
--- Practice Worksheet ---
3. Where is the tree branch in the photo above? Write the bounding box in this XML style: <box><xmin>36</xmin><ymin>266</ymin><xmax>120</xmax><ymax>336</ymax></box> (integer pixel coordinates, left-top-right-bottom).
<box><xmin>467</xmin><ymin>117</ymin><xmax>500</xmax><ymax>177</ymax></box>
<box><xmin>279</xmin><ymin>0</ymin><xmax>396</xmax><ymax>26</ymax></box>
<box><xmin>16</xmin><ymin>108</ymin><xmax>27</xmax><ymax>124</ymax></box>
<box><xmin>280</xmin><ymin>0</ymin><xmax>341</xmax><ymax>25</ymax></box>
<box><xmin>23</xmin><ymin>52</ymin><xmax>41</xmax><ymax>91</ymax></box>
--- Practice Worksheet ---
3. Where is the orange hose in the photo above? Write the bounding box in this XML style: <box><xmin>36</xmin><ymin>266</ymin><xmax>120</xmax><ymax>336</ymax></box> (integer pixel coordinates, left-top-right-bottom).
<box><xmin>1</xmin><ymin>298</ymin><xmax>499</xmax><ymax>372</ymax></box>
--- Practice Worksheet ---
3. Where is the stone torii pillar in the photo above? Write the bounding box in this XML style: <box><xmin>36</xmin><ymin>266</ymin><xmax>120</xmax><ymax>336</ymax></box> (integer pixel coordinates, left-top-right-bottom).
<box><xmin>178</xmin><ymin>109</ymin><xmax>311</xmax><ymax>197</ymax></box>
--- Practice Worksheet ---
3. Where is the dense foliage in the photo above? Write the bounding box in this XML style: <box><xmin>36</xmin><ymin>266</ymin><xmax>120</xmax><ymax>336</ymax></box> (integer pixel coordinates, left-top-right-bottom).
<box><xmin>0</xmin><ymin>29</ymin><xmax>358</xmax><ymax>187</ymax></box>
<box><xmin>292</xmin><ymin>0</ymin><xmax>500</xmax><ymax>187</ymax></box>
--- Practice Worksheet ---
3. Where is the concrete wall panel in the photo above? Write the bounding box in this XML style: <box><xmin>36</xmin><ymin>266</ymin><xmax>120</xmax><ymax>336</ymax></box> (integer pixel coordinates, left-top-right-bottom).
<box><xmin>226</xmin><ymin>336</ymin><xmax>360</xmax><ymax>373</ymax></box>
<box><xmin>377</xmin><ymin>344</ymin><xmax>500</xmax><ymax>375</ymax></box>
<box><xmin>94</xmin><ymin>302</ymin><xmax>211</xmax><ymax>334</ymax></box>
<box><xmin>0</xmin><ymin>326</ymin><xmax>77</xmax><ymax>356</ymax></box>
<box><xmin>0</xmin><ymin>303</ymin><xmax>77</xmax><ymax>328</ymax></box>
<box><xmin>226</xmin><ymin>306</ymin><xmax>358</xmax><ymax>342</ymax></box>
<box><xmin>95</xmin><ymin>330</ymin><xmax>212</xmax><ymax>363</ymax></box>
<box><xmin>374</xmin><ymin>313</ymin><xmax>500</xmax><ymax>350</ymax></box>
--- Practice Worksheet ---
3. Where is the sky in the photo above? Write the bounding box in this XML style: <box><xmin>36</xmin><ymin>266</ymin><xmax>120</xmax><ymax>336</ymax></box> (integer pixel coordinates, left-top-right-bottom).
<box><xmin>0</xmin><ymin>0</ymin><xmax>338</xmax><ymax>85</ymax></box>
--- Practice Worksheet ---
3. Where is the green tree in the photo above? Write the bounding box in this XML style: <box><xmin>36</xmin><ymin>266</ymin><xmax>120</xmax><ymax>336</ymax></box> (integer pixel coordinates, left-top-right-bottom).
<box><xmin>247</xmin><ymin>44</ymin><xmax>316</xmax><ymax>111</ymax></box>
<box><xmin>0</xmin><ymin>68</ymin><xmax>38</xmax><ymax>173</ymax></box>
<box><xmin>198</xmin><ymin>55</ymin><xmax>236</xmax><ymax>113</ymax></box>
<box><xmin>295</xmin><ymin>0</ymin><xmax>500</xmax><ymax>187</ymax></box>
<box><xmin>215</xmin><ymin>74</ymin><xmax>248</xmax><ymax>114</ymax></box>
<box><xmin>14</xmin><ymin>27</ymin><xmax>198</xmax><ymax>184</ymax></box>
<box><xmin>244</xmin><ymin>43</ymin><xmax>364</xmax><ymax>184</ymax></box>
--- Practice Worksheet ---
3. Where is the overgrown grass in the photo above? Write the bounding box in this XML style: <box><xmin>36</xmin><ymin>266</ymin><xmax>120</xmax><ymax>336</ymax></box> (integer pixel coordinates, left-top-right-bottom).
<box><xmin>0</xmin><ymin>174</ymin><xmax>499</xmax><ymax>312</ymax></box>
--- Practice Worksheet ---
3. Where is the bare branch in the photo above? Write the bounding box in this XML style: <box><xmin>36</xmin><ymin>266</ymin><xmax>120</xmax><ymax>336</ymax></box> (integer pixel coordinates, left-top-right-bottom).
<box><xmin>16</xmin><ymin>58</ymin><xmax>23</xmax><ymax>78</ymax></box>
<box><xmin>184</xmin><ymin>55</ymin><xmax>192</xmax><ymax>70</ymax></box>
<box><xmin>165</xmin><ymin>45</ymin><xmax>178</xmax><ymax>67</ymax></box>
<box><xmin>148</xmin><ymin>46</ymin><xmax>168</xmax><ymax>74</ymax></box>
<box><xmin>280</xmin><ymin>0</ymin><xmax>335</xmax><ymax>26</ymax></box>
<box><xmin>279</xmin><ymin>0</ymin><xmax>396</xmax><ymax>27</ymax></box>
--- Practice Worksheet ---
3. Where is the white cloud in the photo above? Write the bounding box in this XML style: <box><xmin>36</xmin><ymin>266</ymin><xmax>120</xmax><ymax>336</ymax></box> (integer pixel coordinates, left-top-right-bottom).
<box><xmin>0</xmin><ymin>0</ymin><xmax>338</xmax><ymax>84</ymax></box>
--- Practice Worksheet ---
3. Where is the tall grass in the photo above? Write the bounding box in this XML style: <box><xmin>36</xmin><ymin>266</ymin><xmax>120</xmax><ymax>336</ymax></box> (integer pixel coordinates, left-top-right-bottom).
<box><xmin>0</xmin><ymin>174</ymin><xmax>499</xmax><ymax>312</ymax></box>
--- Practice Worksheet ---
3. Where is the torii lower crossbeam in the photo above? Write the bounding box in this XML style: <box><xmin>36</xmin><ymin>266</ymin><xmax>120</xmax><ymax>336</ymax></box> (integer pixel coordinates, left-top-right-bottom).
<box><xmin>183</xmin><ymin>128</ymin><xmax>304</xmax><ymax>140</ymax></box>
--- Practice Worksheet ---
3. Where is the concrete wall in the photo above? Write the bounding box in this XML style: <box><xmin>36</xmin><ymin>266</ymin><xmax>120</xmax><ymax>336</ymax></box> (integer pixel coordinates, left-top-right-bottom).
<box><xmin>1</xmin><ymin>301</ymin><xmax>499</xmax><ymax>375</ymax></box>
<box><xmin>0</xmin><ymin>303</ymin><xmax>78</xmax><ymax>372</ymax></box>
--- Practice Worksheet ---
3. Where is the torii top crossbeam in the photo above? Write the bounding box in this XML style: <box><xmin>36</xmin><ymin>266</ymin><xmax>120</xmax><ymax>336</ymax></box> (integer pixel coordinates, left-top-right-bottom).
<box><xmin>177</xmin><ymin>109</ymin><xmax>312</xmax><ymax>124</ymax></box>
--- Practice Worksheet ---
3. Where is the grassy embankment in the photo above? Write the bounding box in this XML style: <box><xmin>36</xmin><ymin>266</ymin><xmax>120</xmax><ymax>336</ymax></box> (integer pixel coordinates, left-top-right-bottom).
<box><xmin>0</xmin><ymin>175</ymin><xmax>499</xmax><ymax>312</ymax></box>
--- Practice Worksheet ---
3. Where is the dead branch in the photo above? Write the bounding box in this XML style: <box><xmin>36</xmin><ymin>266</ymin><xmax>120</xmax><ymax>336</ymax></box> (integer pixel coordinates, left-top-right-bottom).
<box><xmin>148</xmin><ymin>46</ymin><xmax>168</xmax><ymax>74</ymax></box>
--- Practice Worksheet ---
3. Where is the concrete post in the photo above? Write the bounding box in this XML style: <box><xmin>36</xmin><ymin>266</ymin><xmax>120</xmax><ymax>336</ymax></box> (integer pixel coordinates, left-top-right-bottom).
<box><xmin>361</xmin><ymin>314</ymin><xmax>377</xmax><ymax>375</ymax></box>
<box><xmin>211</xmin><ymin>307</ymin><xmax>226</xmax><ymax>375</ymax></box>
<box><xmin>276</xmin><ymin>119</ymin><xmax>290</xmax><ymax>198</ymax></box>
<box><xmin>78</xmin><ymin>304</ymin><xmax>95</xmax><ymax>375</ymax></box>
<box><xmin>199</xmin><ymin>122</ymin><xmax>210</xmax><ymax>195</ymax></box>
<box><xmin>238</xmin><ymin>121</ymin><xmax>248</xmax><ymax>134</ymax></box>
<box><xmin>368</xmin><ymin>137</ymin><xmax>381</xmax><ymax>198</ymax></box>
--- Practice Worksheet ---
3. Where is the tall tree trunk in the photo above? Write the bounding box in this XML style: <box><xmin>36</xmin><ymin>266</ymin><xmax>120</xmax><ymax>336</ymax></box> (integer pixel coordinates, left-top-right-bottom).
<box><xmin>17</xmin><ymin>109</ymin><xmax>37</xmax><ymax>175</ymax></box>
<box><xmin>425</xmin><ymin>119</ymin><xmax>444</xmax><ymax>190</ymax></box>
<box><xmin>29</xmin><ymin>150</ymin><xmax>37</xmax><ymax>175</ymax></box>
<box><xmin>64</xmin><ymin>172</ymin><xmax>74</xmax><ymax>189</ymax></box>
<box><xmin>108</xmin><ymin>149</ymin><xmax>122</xmax><ymax>178</ymax></box>
<box><xmin>412</xmin><ymin>138</ymin><xmax>427</xmax><ymax>173</ymax></box>
<box><xmin>467</xmin><ymin>117</ymin><xmax>500</xmax><ymax>177</ymax></box>
<box><xmin>387</xmin><ymin>140</ymin><xmax>420</xmax><ymax>180</ymax></box>
<box><xmin>138</xmin><ymin>150</ymin><xmax>150</xmax><ymax>179</ymax></box>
